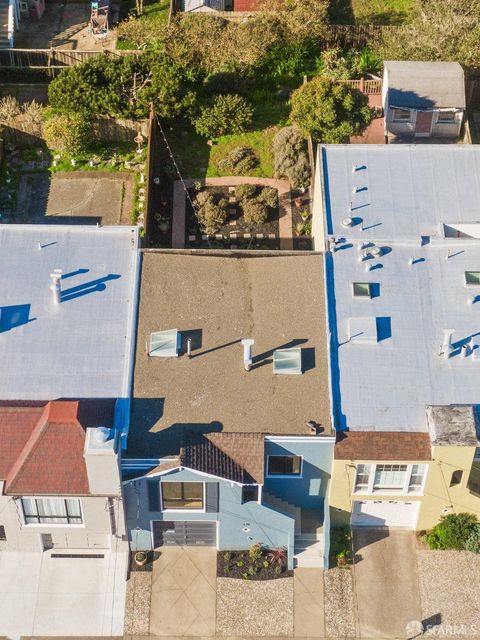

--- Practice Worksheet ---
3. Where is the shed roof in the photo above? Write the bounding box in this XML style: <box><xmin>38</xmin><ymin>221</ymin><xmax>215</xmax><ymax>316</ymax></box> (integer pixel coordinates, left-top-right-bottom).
<box><xmin>384</xmin><ymin>61</ymin><xmax>465</xmax><ymax>109</ymax></box>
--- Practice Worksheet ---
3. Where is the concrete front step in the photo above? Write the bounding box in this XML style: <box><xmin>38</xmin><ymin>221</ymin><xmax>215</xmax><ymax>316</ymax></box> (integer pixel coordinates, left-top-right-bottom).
<box><xmin>293</xmin><ymin>536</ymin><xmax>324</xmax><ymax>568</ymax></box>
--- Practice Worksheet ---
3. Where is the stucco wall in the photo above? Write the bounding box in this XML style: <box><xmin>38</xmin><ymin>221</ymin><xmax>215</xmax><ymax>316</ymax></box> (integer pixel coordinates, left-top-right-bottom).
<box><xmin>264</xmin><ymin>438</ymin><xmax>334</xmax><ymax>510</ymax></box>
<box><xmin>0</xmin><ymin>493</ymin><xmax>125</xmax><ymax>552</ymax></box>
<box><xmin>124</xmin><ymin>468</ymin><xmax>295</xmax><ymax>564</ymax></box>
<box><xmin>329</xmin><ymin>448</ymin><xmax>480</xmax><ymax>531</ymax></box>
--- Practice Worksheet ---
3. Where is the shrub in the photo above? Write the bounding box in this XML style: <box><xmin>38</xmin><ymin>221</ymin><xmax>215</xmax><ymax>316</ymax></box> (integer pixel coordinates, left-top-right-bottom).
<box><xmin>193</xmin><ymin>94</ymin><xmax>253</xmax><ymax>138</ymax></box>
<box><xmin>290</xmin><ymin>76</ymin><xmax>372</xmax><ymax>143</ymax></box>
<box><xmin>194</xmin><ymin>191</ymin><xmax>228</xmax><ymax>235</ymax></box>
<box><xmin>235</xmin><ymin>183</ymin><xmax>258</xmax><ymax>201</ymax></box>
<box><xmin>43</xmin><ymin>113</ymin><xmax>92</xmax><ymax>154</ymax></box>
<box><xmin>248</xmin><ymin>543</ymin><xmax>263</xmax><ymax>561</ymax></box>
<box><xmin>266</xmin><ymin>547</ymin><xmax>287</xmax><ymax>569</ymax></box>
<box><xmin>330</xmin><ymin>526</ymin><xmax>352</xmax><ymax>567</ymax></box>
<box><xmin>465</xmin><ymin>525</ymin><xmax>480</xmax><ymax>554</ymax></box>
<box><xmin>258</xmin><ymin>186</ymin><xmax>278</xmax><ymax>209</ymax></box>
<box><xmin>243</xmin><ymin>199</ymin><xmax>268</xmax><ymax>226</ymax></box>
<box><xmin>425</xmin><ymin>513</ymin><xmax>479</xmax><ymax>550</ymax></box>
<box><xmin>217</xmin><ymin>146</ymin><xmax>259</xmax><ymax>175</ymax></box>
<box><xmin>273</xmin><ymin>125</ymin><xmax>311</xmax><ymax>189</ymax></box>
<box><xmin>223</xmin><ymin>551</ymin><xmax>232</xmax><ymax>562</ymax></box>
<box><xmin>203</xmin><ymin>72</ymin><xmax>246</xmax><ymax>96</ymax></box>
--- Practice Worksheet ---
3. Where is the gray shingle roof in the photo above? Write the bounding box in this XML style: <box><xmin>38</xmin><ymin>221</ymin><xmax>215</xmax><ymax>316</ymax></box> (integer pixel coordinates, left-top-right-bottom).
<box><xmin>384</xmin><ymin>61</ymin><xmax>465</xmax><ymax>109</ymax></box>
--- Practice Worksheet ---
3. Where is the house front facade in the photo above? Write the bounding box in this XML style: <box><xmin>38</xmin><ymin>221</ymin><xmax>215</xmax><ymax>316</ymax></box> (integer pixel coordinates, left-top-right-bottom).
<box><xmin>0</xmin><ymin>400</ymin><xmax>126</xmax><ymax>553</ymax></box>
<box><xmin>382</xmin><ymin>61</ymin><xmax>465</xmax><ymax>139</ymax></box>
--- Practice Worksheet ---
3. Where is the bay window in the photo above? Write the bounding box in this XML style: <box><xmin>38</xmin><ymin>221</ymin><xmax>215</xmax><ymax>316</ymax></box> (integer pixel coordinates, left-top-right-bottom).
<box><xmin>354</xmin><ymin>463</ymin><xmax>426</xmax><ymax>495</ymax></box>
<box><xmin>21</xmin><ymin>498</ymin><xmax>83</xmax><ymax>525</ymax></box>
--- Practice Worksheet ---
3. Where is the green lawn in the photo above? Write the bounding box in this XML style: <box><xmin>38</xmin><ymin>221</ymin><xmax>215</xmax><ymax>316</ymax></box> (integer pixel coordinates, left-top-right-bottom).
<box><xmin>165</xmin><ymin>90</ymin><xmax>290</xmax><ymax>179</ymax></box>
<box><xmin>116</xmin><ymin>0</ymin><xmax>170</xmax><ymax>49</ymax></box>
<box><xmin>329</xmin><ymin>0</ymin><xmax>416</xmax><ymax>24</ymax></box>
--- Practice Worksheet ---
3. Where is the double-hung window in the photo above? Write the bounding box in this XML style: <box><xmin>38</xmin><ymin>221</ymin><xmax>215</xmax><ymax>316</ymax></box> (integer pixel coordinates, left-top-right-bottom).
<box><xmin>21</xmin><ymin>498</ymin><xmax>83</xmax><ymax>525</ymax></box>
<box><xmin>354</xmin><ymin>464</ymin><xmax>426</xmax><ymax>495</ymax></box>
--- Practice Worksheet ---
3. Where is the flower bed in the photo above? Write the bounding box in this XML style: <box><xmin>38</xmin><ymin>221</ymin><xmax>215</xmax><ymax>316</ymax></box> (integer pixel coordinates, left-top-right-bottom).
<box><xmin>185</xmin><ymin>185</ymin><xmax>280</xmax><ymax>250</ymax></box>
<box><xmin>217</xmin><ymin>546</ymin><xmax>292</xmax><ymax>581</ymax></box>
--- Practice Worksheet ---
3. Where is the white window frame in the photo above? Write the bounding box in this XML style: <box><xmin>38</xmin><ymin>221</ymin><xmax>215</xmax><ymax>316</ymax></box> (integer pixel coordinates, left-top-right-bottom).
<box><xmin>266</xmin><ymin>455</ymin><xmax>303</xmax><ymax>479</ymax></box>
<box><xmin>392</xmin><ymin>107</ymin><xmax>411</xmax><ymax>123</ymax></box>
<box><xmin>160</xmin><ymin>481</ymin><xmax>206</xmax><ymax>514</ymax></box>
<box><xmin>437</xmin><ymin>110</ymin><xmax>456</xmax><ymax>124</ymax></box>
<box><xmin>20</xmin><ymin>497</ymin><xmax>85</xmax><ymax>528</ymax></box>
<box><xmin>353</xmin><ymin>463</ymin><xmax>427</xmax><ymax>496</ymax></box>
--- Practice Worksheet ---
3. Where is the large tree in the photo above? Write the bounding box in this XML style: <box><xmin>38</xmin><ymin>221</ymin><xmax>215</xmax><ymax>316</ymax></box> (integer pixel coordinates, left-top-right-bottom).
<box><xmin>48</xmin><ymin>50</ymin><xmax>195</xmax><ymax>119</ymax></box>
<box><xmin>290</xmin><ymin>77</ymin><xmax>372</xmax><ymax>143</ymax></box>
<box><xmin>377</xmin><ymin>0</ymin><xmax>480</xmax><ymax>68</ymax></box>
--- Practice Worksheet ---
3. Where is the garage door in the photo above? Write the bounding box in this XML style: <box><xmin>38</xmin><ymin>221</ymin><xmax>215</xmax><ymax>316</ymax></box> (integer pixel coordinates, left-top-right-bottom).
<box><xmin>351</xmin><ymin>500</ymin><xmax>420</xmax><ymax>528</ymax></box>
<box><xmin>152</xmin><ymin>521</ymin><xmax>217</xmax><ymax>547</ymax></box>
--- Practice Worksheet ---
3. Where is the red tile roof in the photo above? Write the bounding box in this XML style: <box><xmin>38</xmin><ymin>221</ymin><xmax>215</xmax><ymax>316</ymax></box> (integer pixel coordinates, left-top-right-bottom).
<box><xmin>0</xmin><ymin>401</ymin><xmax>101</xmax><ymax>496</ymax></box>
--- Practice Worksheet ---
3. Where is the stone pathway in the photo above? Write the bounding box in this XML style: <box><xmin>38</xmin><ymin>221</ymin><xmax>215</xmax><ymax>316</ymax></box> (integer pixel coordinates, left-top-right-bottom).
<box><xmin>172</xmin><ymin>177</ymin><xmax>293</xmax><ymax>250</ymax></box>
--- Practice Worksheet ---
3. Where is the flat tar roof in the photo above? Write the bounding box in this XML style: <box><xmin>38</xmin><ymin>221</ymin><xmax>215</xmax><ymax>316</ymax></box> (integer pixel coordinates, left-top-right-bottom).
<box><xmin>128</xmin><ymin>252</ymin><xmax>332</xmax><ymax>457</ymax></box>
<box><xmin>0</xmin><ymin>225</ymin><xmax>139</xmax><ymax>400</ymax></box>
<box><xmin>321</xmin><ymin>145</ymin><xmax>480</xmax><ymax>433</ymax></box>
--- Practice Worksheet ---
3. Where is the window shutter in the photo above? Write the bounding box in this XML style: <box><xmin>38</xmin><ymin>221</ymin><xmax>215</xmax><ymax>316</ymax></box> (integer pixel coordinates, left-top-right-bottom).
<box><xmin>147</xmin><ymin>480</ymin><xmax>160</xmax><ymax>512</ymax></box>
<box><xmin>205</xmin><ymin>482</ymin><xmax>219</xmax><ymax>513</ymax></box>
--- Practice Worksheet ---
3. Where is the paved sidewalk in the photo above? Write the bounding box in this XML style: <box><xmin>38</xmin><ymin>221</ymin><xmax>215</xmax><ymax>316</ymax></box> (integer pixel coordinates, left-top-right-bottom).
<box><xmin>294</xmin><ymin>568</ymin><xmax>325</xmax><ymax>637</ymax></box>
<box><xmin>149</xmin><ymin>547</ymin><xmax>217</xmax><ymax>636</ymax></box>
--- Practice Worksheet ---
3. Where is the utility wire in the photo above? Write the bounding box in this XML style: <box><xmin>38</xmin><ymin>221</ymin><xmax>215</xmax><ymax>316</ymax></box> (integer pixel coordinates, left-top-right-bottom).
<box><xmin>155</xmin><ymin>115</ymin><xmax>211</xmax><ymax>247</ymax></box>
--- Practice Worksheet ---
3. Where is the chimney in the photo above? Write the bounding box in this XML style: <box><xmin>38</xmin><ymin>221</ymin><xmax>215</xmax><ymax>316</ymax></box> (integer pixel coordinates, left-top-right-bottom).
<box><xmin>241</xmin><ymin>339</ymin><xmax>254</xmax><ymax>371</ymax></box>
<box><xmin>83</xmin><ymin>427</ymin><xmax>120</xmax><ymax>496</ymax></box>
<box><xmin>50</xmin><ymin>269</ymin><xmax>62</xmax><ymax>304</ymax></box>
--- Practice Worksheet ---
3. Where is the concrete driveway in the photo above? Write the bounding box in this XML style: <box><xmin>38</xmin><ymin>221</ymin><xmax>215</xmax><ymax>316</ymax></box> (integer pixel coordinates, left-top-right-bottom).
<box><xmin>0</xmin><ymin>550</ymin><xmax>127</xmax><ymax>638</ymax></box>
<box><xmin>150</xmin><ymin>547</ymin><xmax>217</xmax><ymax>636</ymax></box>
<box><xmin>353</xmin><ymin>529</ymin><xmax>422</xmax><ymax>638</ymax></box>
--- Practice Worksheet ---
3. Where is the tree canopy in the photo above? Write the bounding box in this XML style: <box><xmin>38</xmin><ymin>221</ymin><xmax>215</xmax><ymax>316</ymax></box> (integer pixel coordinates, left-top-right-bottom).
<box><xmin>377</xmin><ymin>0</ymin><xmax>480</xmax><ymax>68</ymax></box>
<box><xmin>290</xmin><ymin>77</ymin><xmax>372</xmax><ymax>143</ymax></box>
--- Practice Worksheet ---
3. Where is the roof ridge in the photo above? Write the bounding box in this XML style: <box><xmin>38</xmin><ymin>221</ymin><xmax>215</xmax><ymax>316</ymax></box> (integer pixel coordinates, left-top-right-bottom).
<box><xmin>5</xmin><ymin>401</ymin><xmax>84</xmax><ymax>493</ymax></box>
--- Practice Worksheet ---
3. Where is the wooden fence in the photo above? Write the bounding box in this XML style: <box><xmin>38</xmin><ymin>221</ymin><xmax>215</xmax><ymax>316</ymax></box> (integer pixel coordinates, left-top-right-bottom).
<box><xmin>0</xmin><ymin>48</ymin><xmax>141</xmax><ymax>72</ymax></box>
<box><xmin>337</xmin><ymin>78</ymin><xmax>382</xmax><ymax>94</ymax></box>
<box><xmin>2</xmin><ymin>115</ymin><xmax>148</xmax><ymax>147</ymax></box>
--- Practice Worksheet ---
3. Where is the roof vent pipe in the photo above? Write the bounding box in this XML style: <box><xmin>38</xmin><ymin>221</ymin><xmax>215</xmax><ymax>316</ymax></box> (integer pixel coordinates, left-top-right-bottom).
<box><xmin>241</xmin><ymin>339</ymin><xmax>254</xmax><ymax>372</ymax></box>
<box><xmin>461</xmin><ymin>344</ymin><xmax>469</xmax><ymax>358</ymax></box>
<box><xmin>49</xmin><ymin>269</ymin><xmax>62</xmax><ymax>304</ymax></box>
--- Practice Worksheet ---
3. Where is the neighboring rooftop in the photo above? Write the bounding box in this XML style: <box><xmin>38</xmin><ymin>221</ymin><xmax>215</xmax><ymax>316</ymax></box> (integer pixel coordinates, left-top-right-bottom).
<box><xmin>0</xmin><ymin>400</ymin><xmax>115</xmax><ymax>495</ymax></box>
<box><xmin>0</xmin><ymin>225</ymin><xmax>139</xmax><ymax>400</ymax></box>
<box><xmin>427</xmin><ymin>405</ymin><xmax>480</xmax><ymax>447</ymax></box>
<box><xmin>320</xmin><ymin>145</ymin><xmax>480</xmax><ymax>433</ymax></box>
<box><xmin>335</xmin><ymin>431</ymin><xmax>432</xmax><ymax>461</ymax></box>
<box><xmin>128</xmin><ymin>252</ymin><xmax>332</xmax><ymax>456</ymax></box>
<box><xmin>384</xmin><ymin>61</ymin><xmax>466</xmax><ymax>109</ymax></box>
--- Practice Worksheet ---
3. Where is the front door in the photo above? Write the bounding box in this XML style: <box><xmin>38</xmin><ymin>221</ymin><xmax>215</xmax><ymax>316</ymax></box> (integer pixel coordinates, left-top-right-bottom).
<box><xmin>415</xmin><ymin>111</ymin><xmax>433</xmax><ymax>136</ymax></box>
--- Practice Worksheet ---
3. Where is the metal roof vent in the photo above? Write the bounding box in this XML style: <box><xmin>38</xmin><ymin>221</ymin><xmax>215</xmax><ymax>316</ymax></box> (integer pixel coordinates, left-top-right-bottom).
<box><xmin>148</xmin><ymin>329</ymin><xmax>180</xmax><ymax>357</ymax></box>
<box><xmin>342</xmin><ymin>217</ymin><xmax>353</xmax><ymax>228</ymax></box>
<box><xmin>370</xmin><ymin>246</ymin><xmax>383</xmax><ymax>258</ymax></box>
<box><xmin>93</xmin><ymin>426</ymin><xmax>111</xmax><ymax>443</ymax></box>
<box><xmin>273</xmin><ymin>348</ymin><xmax>302</xmax><ymax>375</ymax></box>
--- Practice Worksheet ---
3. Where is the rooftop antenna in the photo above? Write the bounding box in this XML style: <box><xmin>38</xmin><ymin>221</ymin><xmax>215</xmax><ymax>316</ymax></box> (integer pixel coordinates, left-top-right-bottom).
<box><xmin>49</xmin><ymin>269</ymin><xmax>62</xmax><ymax>304</ymax></box>
<box><xmin>445</xmin><ymin>249</ymin><xmax>451</xmax><ymax>261</ymax></box>
<box><xmin>241</xmin><ymin>339</ymin><xmax>254</xmax><ymax>372</ymax></box>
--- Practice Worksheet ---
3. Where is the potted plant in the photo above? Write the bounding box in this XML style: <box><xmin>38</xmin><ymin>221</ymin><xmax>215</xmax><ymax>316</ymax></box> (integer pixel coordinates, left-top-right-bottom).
<box><xmin>134</xmin><ymin>551</ymin><xmax>148</xmax><ymax>567</ymax></box>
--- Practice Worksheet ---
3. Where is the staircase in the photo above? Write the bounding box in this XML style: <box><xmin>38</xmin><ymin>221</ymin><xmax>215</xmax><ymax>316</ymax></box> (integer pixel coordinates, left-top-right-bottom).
<box><xmin>0</xmin><ymin>0</ymin><xmax>12</xmax><ymax>49</ymax></box>
<box><xmin>262</xmin><ymin>490</ymin><xmax>301</xmax><ymax>534</ymax></box>
<box><xmin>294</xmin><ymin>509</ymin><xmax>325</xmax><ymax>568</ymax></box>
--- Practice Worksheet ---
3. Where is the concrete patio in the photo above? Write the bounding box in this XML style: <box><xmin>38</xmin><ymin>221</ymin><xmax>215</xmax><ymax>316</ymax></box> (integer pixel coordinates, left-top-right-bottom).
<box><xmin>0</xmin><ymin>549</ymin><xmax>127</xmax><ymax>638</ymax></box>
